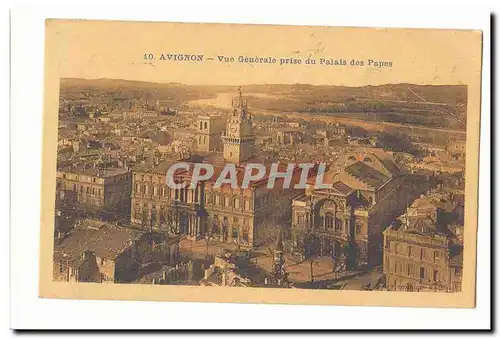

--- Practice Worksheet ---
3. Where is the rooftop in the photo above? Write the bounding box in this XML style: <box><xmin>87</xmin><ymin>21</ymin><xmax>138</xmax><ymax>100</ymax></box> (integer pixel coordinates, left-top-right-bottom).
<box><xmin>345</xmin><ymin>161</ymin><xmax>390</xmax><ymax>188</ymax></box>
<box><xmin>58</xmin><ymin>166</ymin><xmax>129</xmax><ymax>178</ymax></box>
<box><xmin>53</xmin><ymin>220</ymin><xmax>142</xmax><ymax>268</ymax></box>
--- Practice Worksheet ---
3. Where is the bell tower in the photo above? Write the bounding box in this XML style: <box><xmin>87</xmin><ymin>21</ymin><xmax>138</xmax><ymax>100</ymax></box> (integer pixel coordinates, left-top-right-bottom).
<box><xmin>222</xmin><ymin>87</ymin><xmax>255</xmax><ymax>164</ymax></box>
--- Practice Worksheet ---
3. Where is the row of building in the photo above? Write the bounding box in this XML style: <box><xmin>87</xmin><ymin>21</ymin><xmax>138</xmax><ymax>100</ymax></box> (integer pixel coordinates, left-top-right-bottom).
<box><xmin>54</xmin><ymin>89</ymin><xmax>464</xmax><ymax>290</ymax></box>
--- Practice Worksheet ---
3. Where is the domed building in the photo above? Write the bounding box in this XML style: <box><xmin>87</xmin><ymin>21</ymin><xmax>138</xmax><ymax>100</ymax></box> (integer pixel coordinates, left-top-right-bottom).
<box><xmin>291</xmin><ymin>148</ymin><xmax>409</xmax><ymax>269</ymax></box>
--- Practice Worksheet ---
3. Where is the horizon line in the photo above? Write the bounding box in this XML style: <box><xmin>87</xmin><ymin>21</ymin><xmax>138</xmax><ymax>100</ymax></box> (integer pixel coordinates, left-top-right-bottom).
<box><xmin>59</xmin><ymin>77</ymin><xmax>468</xmax><ymax>88</ymax></box>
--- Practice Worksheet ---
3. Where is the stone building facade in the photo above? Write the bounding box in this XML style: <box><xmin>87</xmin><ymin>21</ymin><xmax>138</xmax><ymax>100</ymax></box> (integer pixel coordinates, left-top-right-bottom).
<box><xmin>291</xmin><ymin>149</ymin><xmax>408</xmax><ymax>269</ymax></box>
<box><xmin>53</xmin><ymin>219</ymin><xmax>180</xmax><ymax>283</ymax></box>
<box><xmin>383</xmin><ymin>195</ymin><xmax>464</xmax><ymax>292</ymax></box>
<box><xmin>130</xmin><ymin>89</ymin><xmax>306</xmax><ymax>248</ymax></box>
<box><xmin>55</xmin><ymin>166</ymin><xmax>131</xmax><ymax>218</ymax></box>
<box><xmin>195</xmin><ymin>115</ymin><xmax>225</xmax><ymax>152</ymax></box>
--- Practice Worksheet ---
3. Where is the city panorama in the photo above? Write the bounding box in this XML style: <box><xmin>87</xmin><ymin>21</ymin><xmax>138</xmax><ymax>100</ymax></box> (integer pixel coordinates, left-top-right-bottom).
<box><xmin>53</xmin><ymin>80</ymin><xmax>466</xmax><ymax>292</ymax></box>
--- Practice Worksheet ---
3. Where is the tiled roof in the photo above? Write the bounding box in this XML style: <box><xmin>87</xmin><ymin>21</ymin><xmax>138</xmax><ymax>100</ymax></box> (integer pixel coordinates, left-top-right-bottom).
<box><xmin>345</xmin><ymin>161</ymin><xmax>390</xmax><ymax>188</ymax></box>
<box><xmin>331</xmin><ymin>181</ymin><xmax>354</xmax><ymax>195</ymax></box>
<box><xmin>53</xmin><ymin>220</ymin><xmax>142</xmax><ymax>267</ymax></box>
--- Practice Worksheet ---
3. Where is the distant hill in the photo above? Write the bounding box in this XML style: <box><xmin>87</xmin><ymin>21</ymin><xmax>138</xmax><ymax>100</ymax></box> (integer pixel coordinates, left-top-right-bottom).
<box><xmin>60</xmin><ymin>78</ymin><xmax>467</xmax><ymax>130</ymax></box>
<box><xmin>60</xmin><ymin>78</ymin><xmax>217</xmax><ymax>102</ymax></box>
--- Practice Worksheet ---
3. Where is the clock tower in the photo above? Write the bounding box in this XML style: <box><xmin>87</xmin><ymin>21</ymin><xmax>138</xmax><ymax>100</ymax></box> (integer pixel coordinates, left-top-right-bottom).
<box><xmin>222</xmin><ymin>87</ymin><xmax>256</xmax><ymax>164</ymax></box>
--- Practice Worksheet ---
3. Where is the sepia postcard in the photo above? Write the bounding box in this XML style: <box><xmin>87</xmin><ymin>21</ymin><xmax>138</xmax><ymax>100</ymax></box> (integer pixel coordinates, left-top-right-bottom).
<box><xmin>39</xmin><ymin>19</ymin><xmax>483</xmax><ymax>308</ymax></box>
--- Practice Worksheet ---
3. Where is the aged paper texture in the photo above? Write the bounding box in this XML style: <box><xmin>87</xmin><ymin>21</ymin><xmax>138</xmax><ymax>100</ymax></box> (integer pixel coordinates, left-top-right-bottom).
<box><xmin>40</xmin><ymin>20</ymin><xmax>482</xmax><ymax>308</ymax></box>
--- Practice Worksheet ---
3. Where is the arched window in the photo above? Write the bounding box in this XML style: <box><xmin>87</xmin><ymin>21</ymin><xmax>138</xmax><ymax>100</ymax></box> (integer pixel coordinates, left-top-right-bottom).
<box><xmin>135</xmin><ymin>182</ymin><xmax>141</xmax><ymax>193</ymax></box>
<box><xmin>364</xmin><ymin>157</ymin><xmax>373</xmax><ymax>163</ymax></box>
<box><xmin>244</xmin><ymin>198</ymin><xmax>250</xmax><ymax>210</ymax></box>
<box><xmin>199</xmin><ymin>121</ymin><xmax>203</xmax><ymax>130</ymax></box>
<box><xmin>224</xmin><ymin>195</ymin><xmax>230</xmax><ymax>207</ymax></box>
<box><xmin>204</xmin><ymin>122</ymin><xmax>208</xmax><ymax>130</ymax></box>
<box><xmin>348</xmin><ymin>156</ymin><xmax>356</xmax><ymax>161</ymax></box>
<box><xmin>214</xmin><ymin>194</ymin><xmax>220</xmax><ymax>205</ymax></box>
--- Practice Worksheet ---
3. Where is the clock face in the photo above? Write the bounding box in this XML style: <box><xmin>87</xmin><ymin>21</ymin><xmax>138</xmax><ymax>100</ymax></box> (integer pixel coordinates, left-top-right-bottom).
<box><xmin>230</xmin><ymin>126</ymin><xmax>238</xmax><ymax>133</ymax></box>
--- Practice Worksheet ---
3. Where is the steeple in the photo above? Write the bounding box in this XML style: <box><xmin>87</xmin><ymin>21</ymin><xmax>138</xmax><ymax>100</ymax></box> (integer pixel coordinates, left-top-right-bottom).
<box><xmin>222</xmin><ymin>87</ymin><xmax>255</xmax><ymax>164</ymax></box>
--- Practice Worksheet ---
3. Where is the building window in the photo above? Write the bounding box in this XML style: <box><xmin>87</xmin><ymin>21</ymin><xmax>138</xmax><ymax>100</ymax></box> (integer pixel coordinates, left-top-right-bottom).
<box><xmin>243</xmin><ymin>218</ymin><xmax>248</xmax><ymax>226</ymax></box>
<box><xmin>408</xmin><ymin>246</ymin><xmax>413</xmax><ymax>257</ymax></box>
<box><xmin>325</xmin><ymin>213</ymin><xmax>334</xmax><ymax>229</ymax></box>
<box><xmin>86</xmin><ymin>187</ymin><xmax>90</xmax><ymax>194</ymax></box>
<box><xmin>395</xmin><ymin>243</ymin><xmax>401</xmax><ymax>254</ymax></box>
<box><xmin>407</xmin><ymin>264</ymin><xmax>414</xmax><ymax>276</ymax></box>
<box><xmin>335</xmin><ymin>218</ymin><xmax>342</xmax><ymax>231</ymax></box>
<box><xmin>297</xmin><ymin>214</ymin><xmax>304</xmax><ymax>225</ymax></box>
<box><xmin>233</xmin><ymin>197</ymin><xmax>240</xmax><ymax>209</ymax></box>
<box><xmin>455</xmin><ymin>267</ymin><xmax>462</xmax><ymax>276</ymax></box>
<box><xmin>233</xmin><ymin>217</ymin><xmax>238</xmax><ymax>224</ymax></box>
<box><xmin>356</xmin><ymin>224</ymin><xmax>362</xmax><ymax>235</ymax></box>
<box><xmin>395</xmin><ymin>261</ymin><xmax>401</xmax><ymax>273</ymax></box>
<box><xmin>214</xmin><ymin>194</ymin><xmax>220</xmax><ymax>205</ymax></box>
<box><xmin>244</xmin><ymin>199</ymin><xmax>250</xmax><ymax>210</ymax></box>
<box><xmin>224</xmin><ymin>196</ymin><xmax>230</xmax><ymax>207</ymax></box>
<box><xmin>420</xmin><ymin>248</ymin><xmax>426</xmax><ymax>260</ymax></box>
<box><xmin>433</xmin><ymin>251</ymin><xmax>439</xmax><ymax>263</ymax></box>
<box><xmin>232</xmin><ymin>227</ymin><xmax>238</xmax><ymax>240</ymax></box>
<box><xmin>420</xmin><ymin>267</ymin><xmax>425</xmax><ymax>279</ymax></box>
<box><xmin>242</xmin><ymin>228</ymin><xmax>249</xmax><ymax>242</ymax></box>
<box><xmin>433</xmin><ymin>270</ymin><xmax>439</xmax><ymax>282</ymax></box>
